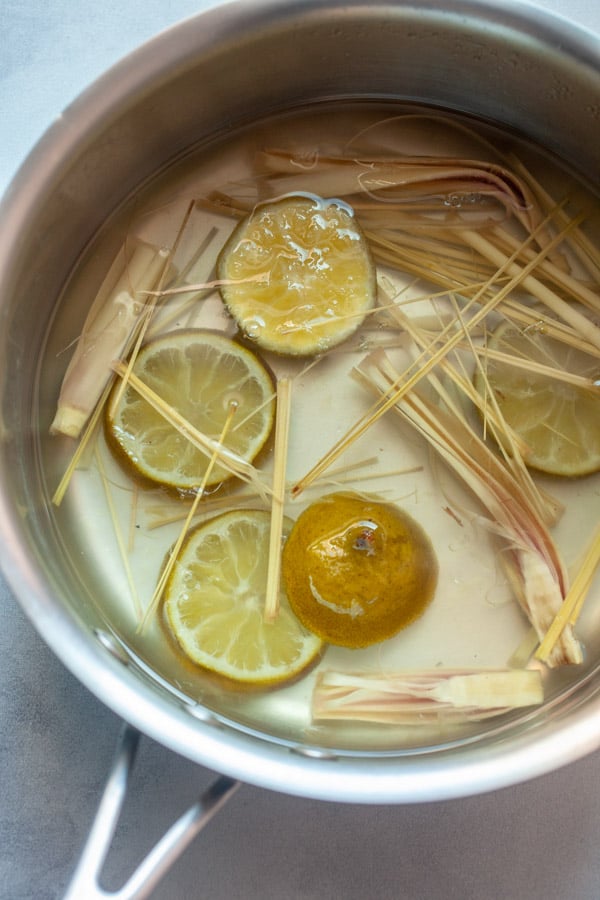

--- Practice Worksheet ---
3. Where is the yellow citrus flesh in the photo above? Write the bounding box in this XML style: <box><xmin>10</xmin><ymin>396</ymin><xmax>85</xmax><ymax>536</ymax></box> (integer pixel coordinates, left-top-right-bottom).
<box><xmin>475</xmin><ymin>321</ymin><xmax>600</xmax><ymax>477</ymax></box>
<box><xmin>163</xmin><ymin>510</ymin><xmax>323</xmax><ymax>685</ymax></box>
<box><xmin>106</xmin><ymin>330</ymin><xmax>275</xmax><ymax>493</ymax></box>
<box><xmin>217</xmin><ymin>194</ymin><xmax>376</xmax><ymax>356</ymax></box>
<box><xmin>281</xmin><ymin>493</ymin><xmax>438</xmax><ymax>648</ymax></box>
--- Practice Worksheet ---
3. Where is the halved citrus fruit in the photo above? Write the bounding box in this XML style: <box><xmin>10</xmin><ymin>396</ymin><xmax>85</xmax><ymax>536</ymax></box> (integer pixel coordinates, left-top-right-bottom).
<box><xmin>217</xmin><ymin>194</ymin><xmax>376</xmax><ymax>356</ymax></box>
<box><xmin>281</xmin><ymin>492</ymin><xmax>438</xmax><ymax>648</ymax></box>
<box><xmin>163</xmin><ymin>510</ymin><xmax>323</xmax><ymax>685</ymax></box>
<box><xmin>106</xmin><ymin>330</ymin><xmax>275</xmax><ymax>493</ymax></box>
<box><xmin>474</xmin><ymin>320</ymin><xmax>600</xmax><ymax>477</ymax></box>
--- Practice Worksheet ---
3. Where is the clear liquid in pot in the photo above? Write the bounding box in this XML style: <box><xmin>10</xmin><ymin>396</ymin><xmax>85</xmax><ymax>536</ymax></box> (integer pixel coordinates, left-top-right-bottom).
<box><xmin>35</xmin><ymin>101</ymin><xmax>600</xmax><ymax>752</ymax></box>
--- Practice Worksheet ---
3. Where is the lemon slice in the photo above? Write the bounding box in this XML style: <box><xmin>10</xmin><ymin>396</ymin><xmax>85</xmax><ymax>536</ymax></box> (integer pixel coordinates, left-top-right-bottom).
<box><xmin>217</xmin><ymin>194</ymin><xmax>376</xmax><ymax>356</ymax></box>
<box><xmin>106</xmin><ymin>330</ymin><xmax>275</xmax><ymax>492</ymax></box>
<box><xmin>475</xmin><ymin>321</ymin><xmax>600</xmax><ymax>476</ymax></box>
<box><xmin>163</xmin><ymin>510</ymin><xmax>323</xmax><ymax>684</ymax></box>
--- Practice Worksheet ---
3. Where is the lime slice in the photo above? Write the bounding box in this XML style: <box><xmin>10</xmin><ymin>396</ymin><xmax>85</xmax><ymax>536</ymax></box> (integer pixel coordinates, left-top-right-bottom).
<box><xmin>106</xmin><ymin>330</ymin><xmax>275</xmax><ymax>492</ymax></box>
<box><xmin>217</xmin><ymin>194</ymin><xmax>376</xmax><ymax>356</ymax></box>
<box><xmin>475</xmin><ymin>321</ymin><xmax>600</xmax><ymax>477</ymax></box>
<box><xmin>163</xmin><ymin>510</ymin><xmax>323</xmax><ymax>684</ymax></box>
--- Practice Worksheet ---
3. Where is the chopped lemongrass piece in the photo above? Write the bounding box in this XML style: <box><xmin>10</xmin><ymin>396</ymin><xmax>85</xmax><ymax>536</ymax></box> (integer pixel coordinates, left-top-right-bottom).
<box><xmin>138</xmin><ymin>400</ymin><xmax>238</xmax><ymax>633</ymax></box>
<box><xmin>51</xmin><ymin>239</ymin><xmax>170</xmax><ymax>438</ymax></box>
<box><xmin>292</xmin><ymin>209</ymin><xmax>571</xmax><ymax>497</ymax></box>
<box><xmin>52</xmin><ymin>380</ymin><xmax>114</xmax><ymax>506</ymax></box>
<box><xmin>489</xmin><ymin>224</ymin><xmax>600</xmax><ymax>314</ymax></box>
<box><xmin>535</xmin><ymin>524</ymin><xmax>600</xmax><ymax>662</ymax></box>
<box><xmin>128</xmin><ymin>484</ymin><xmax>139</xmax><ymax>554</ymax></box>
<box><xmin>459</xmin><ymin>226</ymin><xmax>600</xmax><ymax>352</ymax></box>
<box><xmin>257</xmin><ymin>150</ymin><xmax>543</xmax><ymax>233</ymax></box>
<box><xmin>143</xmin><ymin>272</ymin><xmax>271</xmax><ymax>298</ymax></box>
<box><xmin>323</xmin><ymin>464</ymin><xmax>424</xmax><ymax>487</ymax></box>
<box><xmin>107</xmin><ymin>201</ymin><xmax>196</xmax><ymax>419</ymax></box>
<box><xmin>354</xmin><ymin>351</ymin><xmax>582</xmax><ymax>667</ymax></box>
<box><xmin>312</xmin><ymin>669</ymin><xmax>544</xmax><ymax>724</ymax></box>
<box><xmin>111</xmin><ymin>362</ymin><xmax>272</xmax><ymax>501</ymax></box>
<box><xmin>94</xmin><ymin>447</ymin><xmax>142</xmax><ymax>620</ymax></box>
<box><xmin>470</xmin><ymin>342</ymin><xmax>600</xmax><ymax>393</ymax></box>
<box><xmin>508</xmin><ymin>628</ymin><xmax>540</xmax><ymax>669</ymax></box>
<box><xmin>264</xmin><ymin>378</ymin><xmax>292</xmax><ymax>622</ymax></box>
<box><xmin>145</xmin><ymin>487</ymin><xmax>265</xmax><ymax>530</ymax></box>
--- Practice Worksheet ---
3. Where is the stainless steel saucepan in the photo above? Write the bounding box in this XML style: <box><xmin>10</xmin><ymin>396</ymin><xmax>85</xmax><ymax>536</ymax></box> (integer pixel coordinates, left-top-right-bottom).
<box><xmin>1</xmin><ymin>2</ymin><xmax>599</xmax><ymax>897</ymax></box>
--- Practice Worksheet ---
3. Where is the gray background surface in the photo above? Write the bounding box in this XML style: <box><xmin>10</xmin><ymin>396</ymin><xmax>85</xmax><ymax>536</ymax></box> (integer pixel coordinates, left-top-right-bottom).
<box><xmin>1</xmin><ymin>2</ymin><xmax>600</xmax><ymax>898</ymax></box>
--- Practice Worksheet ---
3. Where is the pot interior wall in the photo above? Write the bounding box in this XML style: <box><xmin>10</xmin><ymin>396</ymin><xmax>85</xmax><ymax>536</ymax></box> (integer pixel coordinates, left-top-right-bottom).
<box><xmin>1</xmin><ymin>0</ymin><xmax>600</xmax><ymax>798</ymax></box>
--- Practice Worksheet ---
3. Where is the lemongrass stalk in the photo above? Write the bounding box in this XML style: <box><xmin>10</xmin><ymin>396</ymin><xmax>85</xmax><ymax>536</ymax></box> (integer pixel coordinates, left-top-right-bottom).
<box><xmin>535</xmin><ymin>524</ymin><xmax>600</xmax><ymax>662</ymax></box>
<box><xmin>94</xmin><ymin>446</ymin><xmax>142</xmax><ymax>620</ymax></box>
<box><xmin>128</xmin><ymin>483</ymin><xmax>139</xmax><ymax>554</ymax></box>
<box><xmin>376</xmin><ymin>338</ymin><xmax>562</xmax><ymax>529</ymax></box>
<box><xmin>138</xmin><ymin>400</ymin><xmax>238</xmax><ymax>633</ymax></box>
<box><xmin>496</xmin><ymin>297</ymin><xmax>600</xmax><ymax>356</ymax></box>
<box><xmin>403</xmin><ymin>302</ymin><xmax>562</xmax><ymax>527</ymax></box>
<box><xmin>146</xmin><ymin>490</ymin><xmax>265</xmax><ymax>530</ymax></box>
<box><xmin>355</xmin><ymin>352</ymin><xmax>581</xmax><ymax>666</ymax></box>
<box><xmin>508</xmin><ymin>153</ymin><xmax>600</xmax><ymax>284</ymax></box>
<box><xmin>264</xmin><ymin>378</ymin><xmax>293</xmax><ymax>622</ymax></box>
<box><xmin>50</xmin><ymin>239</ymin><xmax>170</xmax><ymax>438</ymax></box>
<box><xmin>469</xmin><ymin>342</ymin><xmax>599</xmax><ymax>392</ymax></box>
<box><xmin>52</xmin><ymin>379</ymin><xmax>114</xmax><ymax>506</ymax></box>
<box><xmin>509</xmin><ymin>627</ymin><xmax>540</xmax><ymax>668</ymax></box>
<box><xmin>459</xmin><ymin>227</ymin><xmax>600</xmax><ymax>352</ymax></box>
<box><xmin>141</xmin><ymin>272</ymin><xmax>271</xmax><ymax>302</ymax></box>
<box><xmin>108</xmin><ymin>201</ymin><xmax>195</xmax><ymax>419</ymax></box>
<box><xmin>489</xmin><ymin>224</ymin><xmax>600</xmax><ymax>316</ymax></box>
<box><xmin>257</xmin><ymin>151</ymin><xmax>542</xmax><ymax>233</ymax></box>
<box><xmin>312</xmin><ymin>669</ymin><xmax>544</xmax><ymax>724</ymax></box>
<box><xmin>292</xmin><ymin>212</ymin><xmax>562</xmax><ymax>497</ymax></box>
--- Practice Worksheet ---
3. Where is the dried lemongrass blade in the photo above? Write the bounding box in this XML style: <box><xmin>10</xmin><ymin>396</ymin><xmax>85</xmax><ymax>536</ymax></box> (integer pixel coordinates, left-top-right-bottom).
<box><xmin>94</xmin><ymin>446</ymin><xmax>142</xmax><ymax>620</ymax></box>
<box><xmin>312</xmin><ymin>669</ymin><xmax>544</xmax><ymax>724</ymax></box>
<box><xmin>264</xmin><ymin>378</ymin><xmax>292</xmax><ymax>622</ymax></box>
<box><xmin>52</xmin><ymin>379</ymin><xmax>113</xmax><ymax>507</ymax></box>
<box><xmin>51</xmin><ymin>239</ymin><xmax>170</xmax><ymax>438</ymax></box>
<box><xmin>138</xmin><ymin>400</ymin><xmax>239</xmax><ymax>633</ymax></box>
<box><xmin>107</xmin><ymin>201</ymin><xmax>196</xmax><ymax>420</ymax></box>
<box><xmin>535</xmin><ymin>524</ymin><xmax>600</xmax><ymax>663</ymax></box>
<box><xmin>257</xmin><ymin>150</ymin><xmax>542</xmax><ymax>234</ymax></box>
<box><xmin>354</xmin><ymin>353</ymin><xmax>581</xmax><ymax>667</ymax></box>
<box><xmin>292</xmin><ymin>208</ymin><xmax>586</xmax><ymax>499</ymax></box>
<box><xmin>507</xmin><ymin>152</ymin><xmax>600</xmax><ymax>284</ymax></box>
<box><xmin>145</xmin><ymin>486</ymin><xmax>265</xmax><ymax>530</ymax></box>
<box><xmin>489</xmin><ymin>224</ymin><xmax>600</xmax><ymax>313</ymax></box>
<box><xmin>459</xmin><ymin>227</ymin><xmax>600</xmax><ymax>352</ymax></box>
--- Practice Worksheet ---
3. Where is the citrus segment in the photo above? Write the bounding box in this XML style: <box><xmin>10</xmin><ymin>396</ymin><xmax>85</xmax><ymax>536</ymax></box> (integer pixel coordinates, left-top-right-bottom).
<box><xmin>475</xmin><ymin>321</ymin><xmax>600</xmax><ymax>477</ymax></box>
<box><xmin>217</xmin><ymin>194</ymin><xmax>376</xmax><ymax>356</ymax></box>
<box><xmin>163</xmin><ymin>510</ymin><xmax>323</xmax><ymax>684</ymax></box>
<box><xmin>281</xmin><ymin>493</ymin><xmax>438</xmax><ymax>648</ymax></box>
<box><xmin>106</xmin><ymin>330</ymin><xmax>275</xmax><ymax>492</ymax></box>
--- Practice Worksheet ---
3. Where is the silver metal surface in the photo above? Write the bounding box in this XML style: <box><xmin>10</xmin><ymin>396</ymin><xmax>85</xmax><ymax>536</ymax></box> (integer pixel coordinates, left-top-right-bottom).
<box><xmin>63</xmin><ymin>724</ymin><xmax>239</xmax><ymax>900</ymax></box>
<box><xmin>0</xmin><ymin>0</ymin><xmax>599</xmax><ymax>805</ymax></box>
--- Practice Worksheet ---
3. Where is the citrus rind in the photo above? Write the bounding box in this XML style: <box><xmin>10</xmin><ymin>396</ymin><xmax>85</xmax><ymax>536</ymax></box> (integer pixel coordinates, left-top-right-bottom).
<box><xmin>106</xmin><ymin>330</ymin><xmax>275</xmax><ymax>493</ymax></box>
<box><xmin>217</xmin><ymin>194</ymin><xmax>377</xmax><ymax>356</ymax></box>
<box><xmin>163</xmin><ymin>510</ymin><xmax>323</xmax><ymax>685</ymax></box>
<box><xmin>474</xmin><ymin>321</ymin><xmax>600</xmax><ymax>477</ymax></box>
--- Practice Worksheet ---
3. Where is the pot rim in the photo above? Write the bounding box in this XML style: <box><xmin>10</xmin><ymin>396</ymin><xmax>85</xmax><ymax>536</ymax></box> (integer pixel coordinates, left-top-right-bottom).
<box><xmin>1</xmin><ymin>0</ymin><xmax>600</xmax><ymax>803</ymax></box>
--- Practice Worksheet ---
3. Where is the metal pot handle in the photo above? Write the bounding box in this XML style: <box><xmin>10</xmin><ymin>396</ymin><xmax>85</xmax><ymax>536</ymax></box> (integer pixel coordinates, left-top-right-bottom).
<box><xmin>63</xmin><ymin>723</ymin><xmax>240</xmax><ymax>900</ymax></box>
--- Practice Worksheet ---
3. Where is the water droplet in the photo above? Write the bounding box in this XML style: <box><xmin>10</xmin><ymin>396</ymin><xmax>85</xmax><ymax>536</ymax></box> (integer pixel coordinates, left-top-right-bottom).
<box><xmin>244</xmin><ymin>317</ymin><xmax>264</xmax><ymax>340</ymax></box>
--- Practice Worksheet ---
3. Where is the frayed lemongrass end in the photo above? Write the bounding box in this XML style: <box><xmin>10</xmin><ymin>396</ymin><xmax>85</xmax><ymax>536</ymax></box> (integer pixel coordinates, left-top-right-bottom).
<box><xmin>312</xmin><ymin>668</ymin><xmax>544</xmax><ymax>724</ymax></box>
<box><xmin>50</xmin><ymin>406</ymin><xmax>88</xmax><ymax>439</ymax></box>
